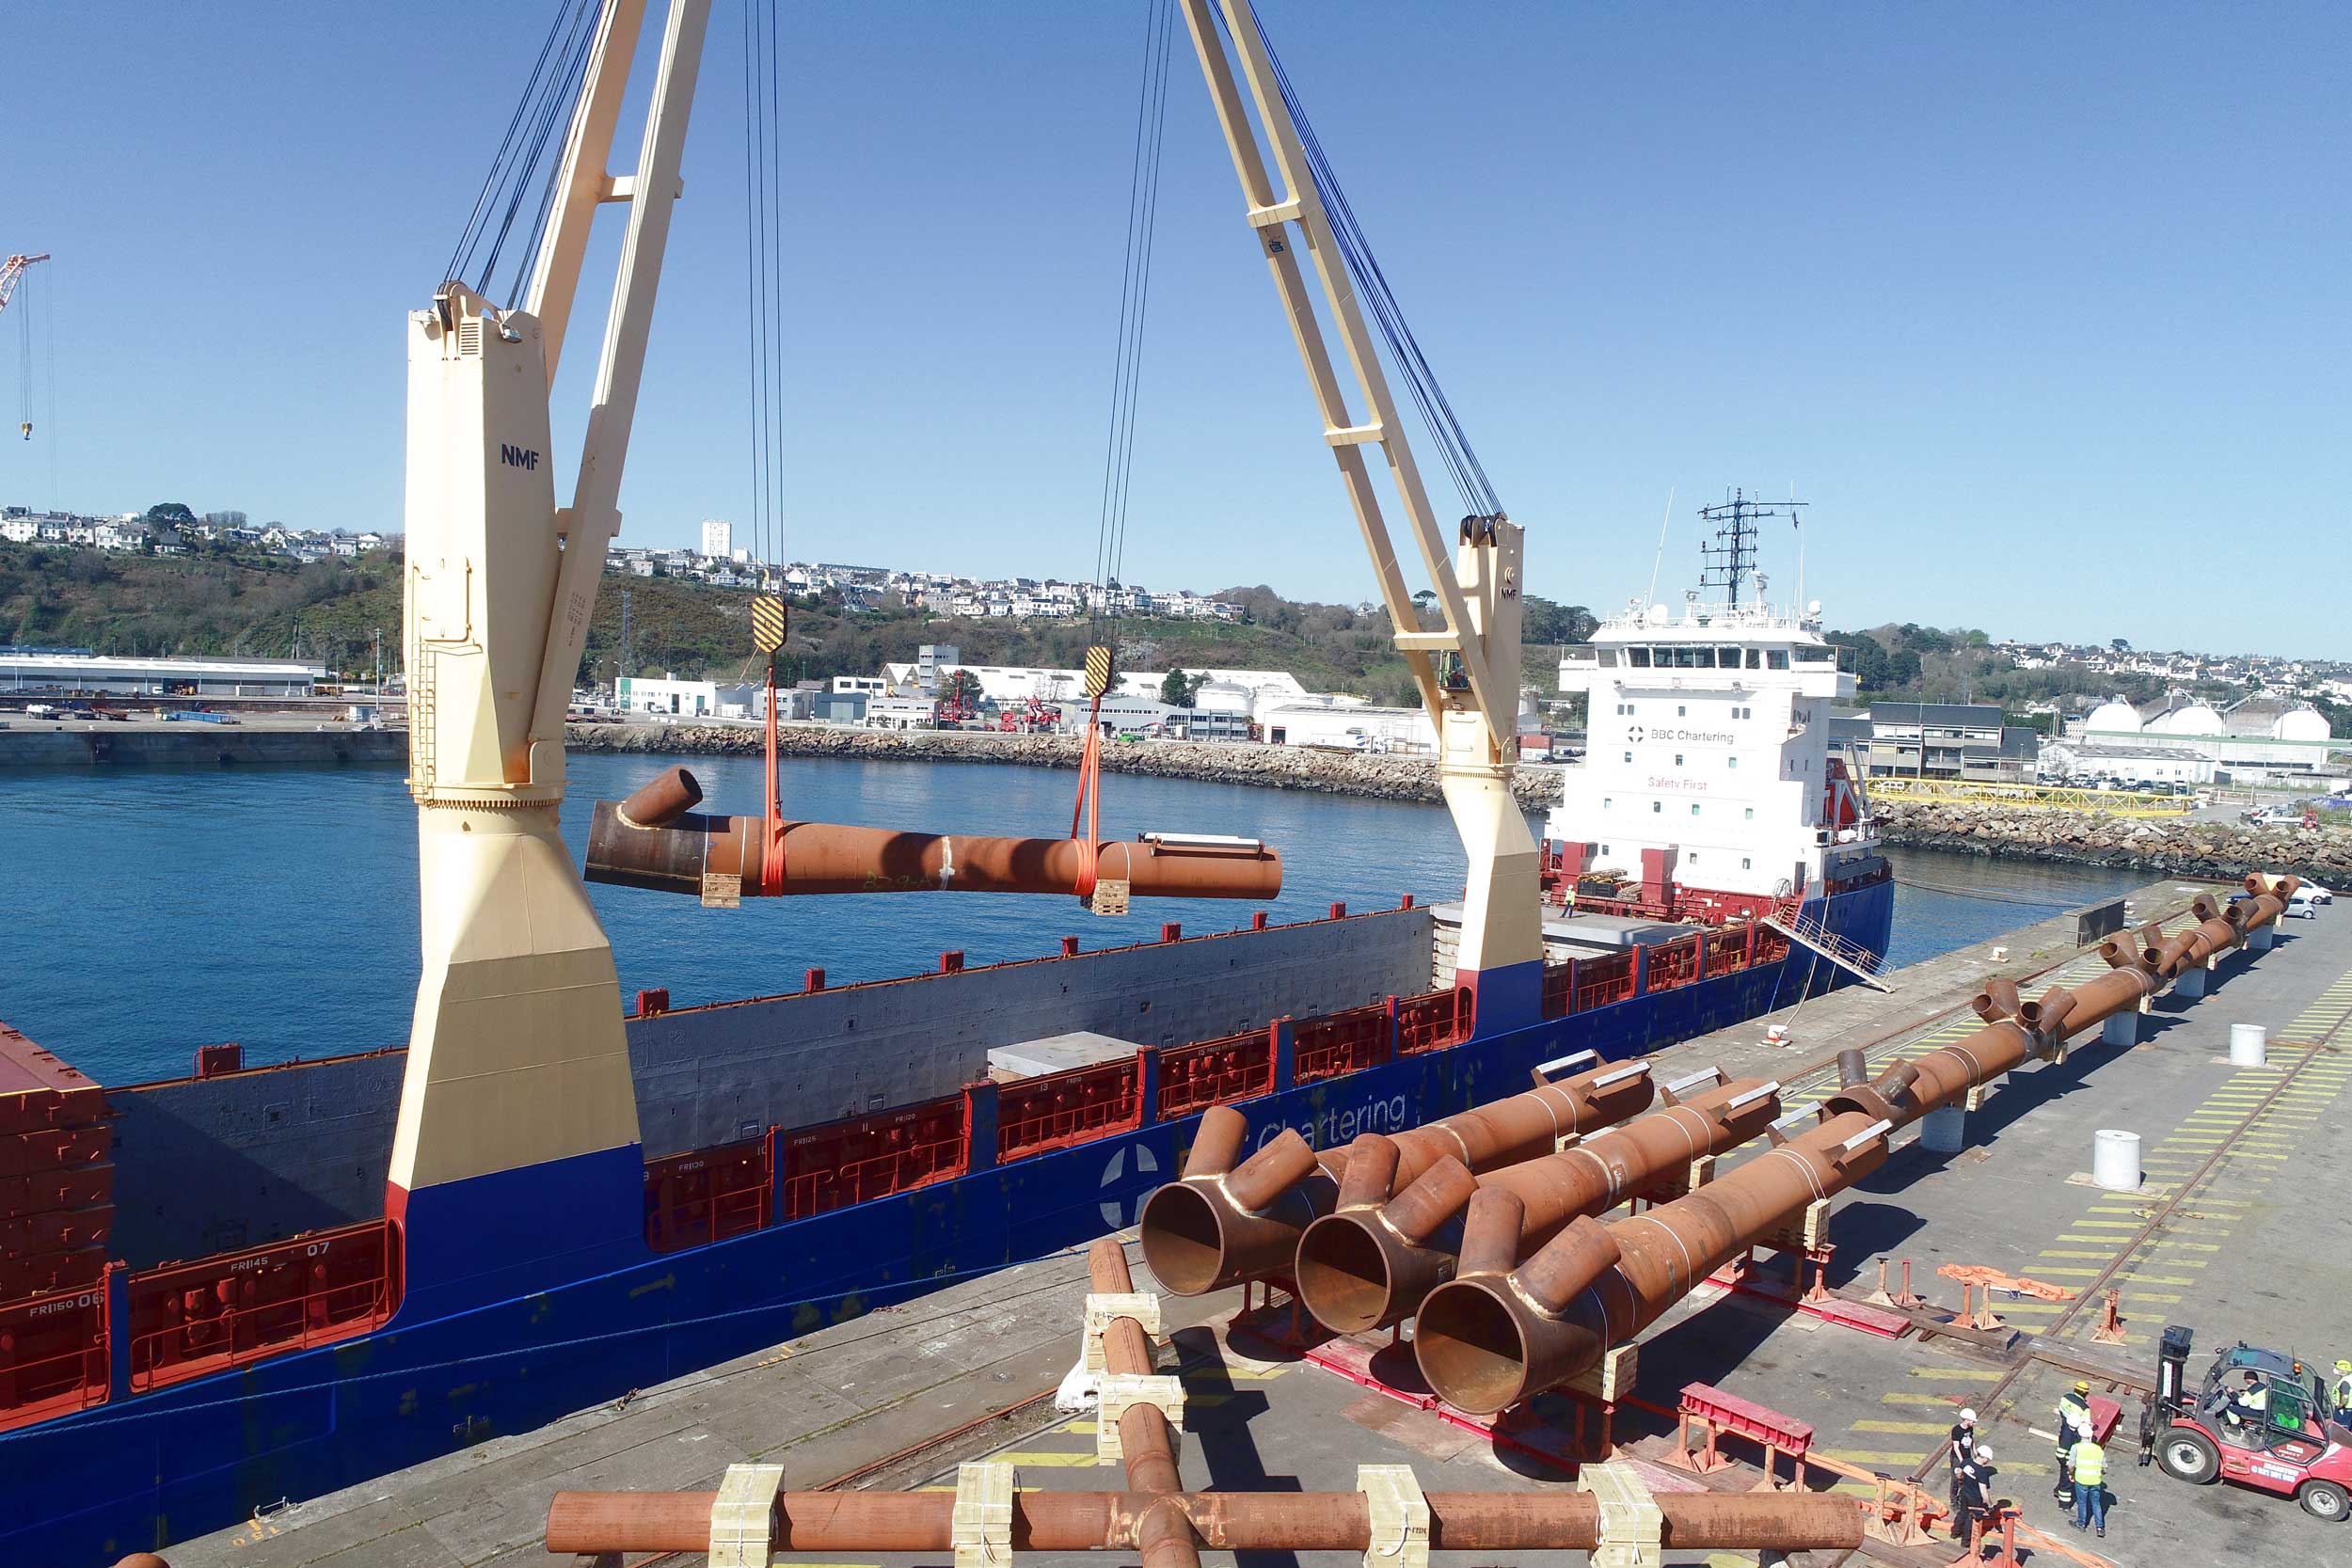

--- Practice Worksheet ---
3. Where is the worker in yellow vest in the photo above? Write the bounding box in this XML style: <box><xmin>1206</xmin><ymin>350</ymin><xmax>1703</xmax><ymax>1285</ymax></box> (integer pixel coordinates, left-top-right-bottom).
<box><xmin>2056</xmin><ymin>1381</ymin><xmax>2092</xmax><ymax>1499</ymax></box>
<box><xmin>2331</xmin><ymin>1360</ymin><xmax>2352</xmax><ymax>1426</ymax></box>
<box><xmin>2070</xmin><ymin>1436</ymin><xmax>2108</xmax><ymax>1537</ymax></box>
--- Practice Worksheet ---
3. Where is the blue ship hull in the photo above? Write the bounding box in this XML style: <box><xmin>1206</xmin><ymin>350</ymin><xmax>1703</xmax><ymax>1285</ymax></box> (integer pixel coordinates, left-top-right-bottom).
<box><xmin>2</xmin><ymin>878</ymin><xmax>1891</xmax><ymax>1564</ymax></box>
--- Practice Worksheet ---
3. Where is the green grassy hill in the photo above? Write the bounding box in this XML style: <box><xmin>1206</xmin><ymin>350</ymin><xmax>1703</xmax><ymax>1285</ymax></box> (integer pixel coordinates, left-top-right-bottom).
<box><xmin>0</xmin><ymin>542</ymin><xmax>1589</xmax><ymax>705</ymax></box>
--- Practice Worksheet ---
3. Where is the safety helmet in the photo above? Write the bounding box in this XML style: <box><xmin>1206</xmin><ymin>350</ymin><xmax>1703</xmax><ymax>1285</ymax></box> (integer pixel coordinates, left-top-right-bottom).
<box><xmin>2074</xmin><ymin>1380</ymin><xmax>2090</xmax><ymax>1394</ymax></box>
<box><xmin>2336</xmin><ymin>1360</ymin><xmax>2351</xmax><ymax>1373</ymax></box>
<box><xmin>1960</xmin><ymin>1408</ymin><xmax>1978</xmax><ymax>1423</ymax></box>
<box><xmin>1977</xmin><ymin>1446</ymin><xmax>1994</xmax><ymax>1462</ymax></box>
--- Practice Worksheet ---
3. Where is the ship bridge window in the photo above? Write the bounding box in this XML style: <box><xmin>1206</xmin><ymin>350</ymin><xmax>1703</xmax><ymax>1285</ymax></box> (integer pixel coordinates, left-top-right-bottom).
<box><xmin>1718</xmin><ymin>646</ymin><xmax>1740</xmax><ymax>667</ymax></box>
<box><xmin>1794</xmin><ymin>646</ymin><xmax>1835</xmax><ymax>664</ymax></box>
<box><xmin>1597</xmin><ymin>648</ymin><xmax>1617</xmax><ymax>667</ymax></box>
<box><xmin>1664</xmin><ymin>646</ymin><xmax>1713</xmax><ymax>669</ymax></box>
<box><xmin>1745</xmin><ymin>649</ymin><xmax>1762</xmax><ymax>670</ymax></box>
<box><xmin>1628</xmin><ymin>647</ymin><xmax>1651</xmax><ymax>668</ymax></box>
<box><xmin>1767</xmin><ymin>650</ymin><xmax>1790</xmax><ymax>670</ymax></box>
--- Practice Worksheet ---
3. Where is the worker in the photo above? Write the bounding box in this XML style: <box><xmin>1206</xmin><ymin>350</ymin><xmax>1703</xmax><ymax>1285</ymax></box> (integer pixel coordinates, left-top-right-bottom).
<box><xmin>1947</xmin><ymin>1407</ymin><xmax>1979</xmax><ymax>1525</ymax></box>
<box><xmin>2331</xmin><ymin>1360</ymin><xmax>2352</xmax><ymax>1426</ymax></box>
<box><xmin>2056</xmin><ymin>1380</ymin><xmax>2092</xmax><ymax>1499</ymax></box>
<box><xmin>2069</xmin><ymin>1435</ymin><xmax>2108</xmax><ymax>1537</ymax></box>
<box><xmin>1955</xmin><ymin>1445</ymin><xmax>1994</xmax><ymax>1544</ymax></box>
<box><xmin>2226</xmin><ymin>1370</ymin><xmax>2268</xmax><ymax>1432</ymax></box>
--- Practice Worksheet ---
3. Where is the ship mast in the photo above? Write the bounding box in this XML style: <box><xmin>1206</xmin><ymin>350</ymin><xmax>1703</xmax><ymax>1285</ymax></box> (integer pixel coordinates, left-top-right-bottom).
<box><xmin>1696</xmin><ymin>488</ymin><xmax>1805</xmax><ymax>610</ymax></box>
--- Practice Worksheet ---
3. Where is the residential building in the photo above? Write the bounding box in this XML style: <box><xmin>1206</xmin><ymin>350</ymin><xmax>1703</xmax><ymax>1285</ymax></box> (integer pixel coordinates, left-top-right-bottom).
<box><xmin>701</xmin><ymin>519</ymin><xmax>733</xmax><ymax>560</ymax></box>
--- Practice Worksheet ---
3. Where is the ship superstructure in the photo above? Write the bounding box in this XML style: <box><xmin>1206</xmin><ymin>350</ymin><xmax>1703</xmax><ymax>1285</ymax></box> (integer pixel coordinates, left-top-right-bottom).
<box><xmin>1547</xmin><ymin>493</ymin><xmax>1881</xmax><ymax>926</ymax></box>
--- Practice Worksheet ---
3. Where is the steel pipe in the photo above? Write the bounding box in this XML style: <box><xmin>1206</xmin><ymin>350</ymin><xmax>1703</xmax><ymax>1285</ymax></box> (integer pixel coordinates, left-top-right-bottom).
<box><xmin>617</xmin><ymin>764</ymin><xmax>702</xmax><ymax>828</ymax></box>
<box><xmin>1140</xmin><ymin>1057</ymin><xmax>1657</xmax><ymax>1295</ymax></box>
<box><xmin>1415</xmin><ymin>1110</ymin><xmax>1893</xmax><ymax>1413</ymax></box>
<box><xmin>586</xmin><ymin>796</ymin><xmax>1282</xmax><ymax>901</ymax></box>
<box><xmin>2054</xmin><ymin>961</ymin><xmax>2161</xmax><ymax>1040</ymax></box>
<box><xmin>1294</xmin><ymin>1074</ymin><xmax>1781</xmax><ymax>1334</ymax></box>
<box><xmin>2239</xmin><ymin>873</ymin><xmax>2299</xmax><ymax>933</ymax></box>
<box><xmin>542</xmin><ymin>1487</ymin><xmax>1862</xmax><ymax>1556</ymax></box>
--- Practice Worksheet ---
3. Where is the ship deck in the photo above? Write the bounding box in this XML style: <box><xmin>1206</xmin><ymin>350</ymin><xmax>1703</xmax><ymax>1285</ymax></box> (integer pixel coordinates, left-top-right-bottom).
<box><xmin>170</xmin><ymin>874</ymin><xmax>2352</xmax><ymax>1568</ymax></box>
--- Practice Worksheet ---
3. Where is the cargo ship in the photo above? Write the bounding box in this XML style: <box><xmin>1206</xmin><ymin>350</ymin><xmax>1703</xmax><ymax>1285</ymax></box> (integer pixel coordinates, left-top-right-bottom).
<box><xmin>0</xmin><ymin>539</ymin><xmax>1887</xmax><ymax>1564</ymax></box>
<box><xmin>0</xmin><ymin>7</ymin><xmax>1887</xmax><ymax>1562</ymax></box>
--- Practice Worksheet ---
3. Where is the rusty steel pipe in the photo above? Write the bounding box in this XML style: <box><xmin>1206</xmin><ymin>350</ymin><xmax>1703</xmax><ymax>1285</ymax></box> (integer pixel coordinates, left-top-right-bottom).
<box><xmin>1415</xmin><ymin>1110</ymin><xmax>1895</xmax><ymax>1413</ymax></box>
<box><xmin>1139</xmin><ymin>1057</ymin><xmax>1657</xmax><ymax>1295</ymax></box>
<box><xmin>1294</xmin><ymin>1074</ymin><xmax>1782</xmax><ymax>1335</ymax></box>
<box><xmin>1089</xmin><ymin>1239</ymin><xmax>1196</xmax><ymax>1568</ymax></box>
<box><xmin>1455</xmin><ymin>1185</ymin><xmax>1525</xmax><ymax>1277</ymax></box>
<box><xmin>2055</xmin><ymin>960</ymin><xmax>2162</xmax><ymax>1040</ymax></box>
<box><xmin>2240</xmin><ymin>874</ymin><xmax>2299</xmax><ymax>934</ymax></box>
<box><xmin>586</xmin><ymin>797</ymin><xmax>1282</xmax><ymax>901</ymax></box>
<box><xmin>542</xmin><ymin>1488</ymin><xmax>1863</xmax><ymax>1556</ymax></box>
<box><xmin>618</xmin><ymin>764</ymin><xmax>702</xmax><ymax>828</ymax></box>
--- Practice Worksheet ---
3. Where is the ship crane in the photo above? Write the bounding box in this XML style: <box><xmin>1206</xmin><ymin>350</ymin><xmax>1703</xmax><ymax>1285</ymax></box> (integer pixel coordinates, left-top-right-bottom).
<box><xmin>393</xmin><ymin>0</ymin><xmax>1535</xmax><ymax>1266</ymax></box>
<box><xmin>3</xmin><ymin>251</ymin><xmax>52</xmax><ymax>438</ymax></box>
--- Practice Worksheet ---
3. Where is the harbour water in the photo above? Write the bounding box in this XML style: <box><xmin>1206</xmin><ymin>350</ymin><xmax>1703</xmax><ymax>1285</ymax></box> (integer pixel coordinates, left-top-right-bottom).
<box><xmin>0</xmin><ymin>756</ymin><xmax>2152</xmax><ymax>1083</ymax></box>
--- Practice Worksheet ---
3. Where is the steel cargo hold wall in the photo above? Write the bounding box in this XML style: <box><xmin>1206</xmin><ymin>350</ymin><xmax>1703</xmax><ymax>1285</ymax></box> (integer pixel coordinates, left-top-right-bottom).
<box><xmin>625</xmin><ymin>907</ymin><xmax>1434</xmax><ymax>1157</ymax></box>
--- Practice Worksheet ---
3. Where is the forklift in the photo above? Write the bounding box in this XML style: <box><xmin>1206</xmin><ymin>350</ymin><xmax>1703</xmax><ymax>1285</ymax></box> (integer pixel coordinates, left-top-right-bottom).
<box><xmin>2145</xmin><ymin>1323</ymin><xmax>2352</xmax><ymax>1521</ymax></box>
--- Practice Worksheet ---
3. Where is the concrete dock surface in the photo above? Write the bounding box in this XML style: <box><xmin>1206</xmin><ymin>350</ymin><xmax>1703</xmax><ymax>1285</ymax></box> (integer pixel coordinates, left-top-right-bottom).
<box><xmin>170</xmin><ymin>875</ymin><xmax>2351</xmax><ymax>1568</ymax></box>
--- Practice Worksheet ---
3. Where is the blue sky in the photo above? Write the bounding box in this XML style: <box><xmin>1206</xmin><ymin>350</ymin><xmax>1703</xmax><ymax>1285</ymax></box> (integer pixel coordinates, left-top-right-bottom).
<box><xmin>8</xmin><ymin>2</ymin><xmax>2347</xmax><ymax>657</ymax></box>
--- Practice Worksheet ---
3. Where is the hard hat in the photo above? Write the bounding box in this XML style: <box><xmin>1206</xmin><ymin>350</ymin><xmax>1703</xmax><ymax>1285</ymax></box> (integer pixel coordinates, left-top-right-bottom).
<box><xmin>1977</xmin><ymin>1447</ymin><xmax>1994</xmax><ymax>1461</ymax></box>
<box><xmin>2074</xmin><ymin>1380</ymin><xmax>2090</xmax><ymax>1393</ymax></box>
<box><xmin>2336</xmin><ymin>1360</ymin><xmax>2351</xmax><ymax>1373</ymax></box>
<box><xmin>1960</xmin><ymin>1408</ymin><xmax>1978</xmax><ymax>1423</ymax></box>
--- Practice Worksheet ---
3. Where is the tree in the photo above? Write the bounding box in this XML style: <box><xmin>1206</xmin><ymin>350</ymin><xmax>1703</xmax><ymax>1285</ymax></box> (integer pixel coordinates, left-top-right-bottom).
<box><xmin>1522</xmin><ymin>595</ymin><xmax>1598</xmax><ymax>645</ymax></box>
<box><xmin>2110</xmin><ymin>637</ymin><xmax>2130</xmax><ymax>652</ymax></box>
<box><xmin>1159</xmin><ymin>668</ymin><xmax>1205</xmax><ymax>706</ymax></box>
<box><xmin>145</xmin><ymin>502</ymin><xmax>198</xmax><ymax>525</ymax></box>
<box><xmin>941</xmin><ymin>670</ymin><xmax>984</xmax><ymax>710</ymax></box>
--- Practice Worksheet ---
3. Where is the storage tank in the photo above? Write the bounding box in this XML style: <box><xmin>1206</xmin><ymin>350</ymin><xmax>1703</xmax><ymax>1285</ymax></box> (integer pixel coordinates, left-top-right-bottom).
<box><xmin>2084</xmin><ymin>698</ymin><xmax>2141</xmax><ymax>735</ymax></box>
<box><xmin>2275</xmin><ymin>704</ymin><xmax>2330</xmax><ymax>742</ymax></box>
<box><xmin>2149</xmin><ymin>700</ymin><xmax>2222</xmax><ymax>736</ymax></box>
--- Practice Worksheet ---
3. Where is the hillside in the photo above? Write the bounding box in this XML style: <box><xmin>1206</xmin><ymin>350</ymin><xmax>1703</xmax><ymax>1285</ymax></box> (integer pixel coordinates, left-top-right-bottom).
<box><xmin>0</xmin><ymin>543</ymin><xmax>1590</xmax><ymax>704</ymax></box>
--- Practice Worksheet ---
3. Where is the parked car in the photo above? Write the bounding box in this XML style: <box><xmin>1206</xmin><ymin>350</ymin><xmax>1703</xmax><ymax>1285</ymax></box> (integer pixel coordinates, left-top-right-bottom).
<box><xmin>2245</xmin><ymin>807</ymin><xmax>2302</xmax><ymax>828</ymax></box>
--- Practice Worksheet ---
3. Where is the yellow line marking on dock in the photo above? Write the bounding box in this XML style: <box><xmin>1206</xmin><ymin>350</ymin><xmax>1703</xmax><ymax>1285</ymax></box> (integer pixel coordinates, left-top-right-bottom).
<box><xmin>2042</xmin><ymin>1249</ymin><xmax>2123</xmax><ymax>1259</ymax></box>
<box><xmin>1883</xmin><ymin>1392</ymin><xmax>1967</xmax><ymax>1406</ymax></box>
<box><xmin>1911</xmin><ymin>1367</ymin><xmax>2002</xmax><ymax>1381</ymax></box>
<box><xmin>1853</xmin><ymin>1419</ymin><xmax>1954</xmax><ymax>1434</ymax></box>
<box><xmin>995</xmin><ymin>1450</ymin><xmax>1104</xmax><ymax>1467</ymax></box>
<box><xmin>1820</xmin><ymin>1449</ymin><xmax>1932</xmax><ymax>1465</ymax></box>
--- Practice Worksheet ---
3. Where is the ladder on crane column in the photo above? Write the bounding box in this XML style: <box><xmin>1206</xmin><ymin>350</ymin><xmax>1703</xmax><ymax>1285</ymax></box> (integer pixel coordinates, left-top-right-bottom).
<box><xmin>1764</xmin><ymin>898</ymin><xmax>1894</xmax><ymax>993</ymax></box>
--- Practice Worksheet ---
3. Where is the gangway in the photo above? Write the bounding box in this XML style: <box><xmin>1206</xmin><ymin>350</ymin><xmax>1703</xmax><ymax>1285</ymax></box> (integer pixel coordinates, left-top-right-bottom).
<box><xmin>1867</xmin><ymin>777</ymin><xmax>2192</xmax><ymax>817</ymax></box>
<box><xmin>1764</xmin><ymin>899</ymin><xmax>1894</xmax><ymax>993</ymax></box>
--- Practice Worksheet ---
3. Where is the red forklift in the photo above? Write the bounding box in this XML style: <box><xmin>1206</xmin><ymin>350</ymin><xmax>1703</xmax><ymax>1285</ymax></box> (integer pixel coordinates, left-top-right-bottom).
<box><xmin>2146</xmin><ymin>1323</ymin><xmax>2352</xmax><ymax>1521</ymax></box>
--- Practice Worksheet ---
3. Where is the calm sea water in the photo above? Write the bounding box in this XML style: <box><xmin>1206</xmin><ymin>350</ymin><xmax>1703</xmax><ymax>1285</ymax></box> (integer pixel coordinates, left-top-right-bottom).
<box><xmin>0</xmin><ymin>757</ymin><xmax>2150</xmax><ymax>1084</ymax></box>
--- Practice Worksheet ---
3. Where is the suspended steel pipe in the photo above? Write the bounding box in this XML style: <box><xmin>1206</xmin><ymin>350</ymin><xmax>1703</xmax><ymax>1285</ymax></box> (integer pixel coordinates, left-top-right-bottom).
<box><xmin>1414</xmin><ymin>1111</ymin><xmax>1896</xmax><ymax>1414</ymax></box>
<box><xmin>584</xmin><ymin>776</ymin><xmax>1281</xmax><ymax>901</ymax></box>
<box><xmin>1139</xmin><ymin>1055</ymin><xmax>1658</xmax><ymax>1295</ymax></box>
<box><xmin>1295</xmin><ymin>1071</ymin><xmax>1784</xmax><ymax>1334</ymax></box>
<box><xmin>542</xmin><ymin>1485</ymin><xmax>1863</xmax><ymax>1556</ymax></box>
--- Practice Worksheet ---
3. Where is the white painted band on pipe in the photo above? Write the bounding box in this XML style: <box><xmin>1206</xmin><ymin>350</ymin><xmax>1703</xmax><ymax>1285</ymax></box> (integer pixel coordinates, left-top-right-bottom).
<box><xmin>2092</xmin><ymin>1129</ymin><xmax>2141</xmax><ymax>1192</ymax></box>
<box><xmin>2229</xmin><ymin>1023</ymin><xmax>2267</xmax><ymax>1067</ymax></box>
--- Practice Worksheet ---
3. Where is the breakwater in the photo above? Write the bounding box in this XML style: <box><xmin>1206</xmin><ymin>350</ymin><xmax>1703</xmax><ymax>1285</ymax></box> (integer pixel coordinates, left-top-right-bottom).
<box><xmin>1870</xmin><ymin>799</ymin><xmax>2349</xmax><ymax>884</ymax></box>
<box><xmin>565</xmin><ymin>721</ymin><xmax>1565</xmax><ymax>809</ymax></box>
<box><xmin>0</xmin><ymin>723</ymin><xmax>405</xmax><ymax>768</ymax></box>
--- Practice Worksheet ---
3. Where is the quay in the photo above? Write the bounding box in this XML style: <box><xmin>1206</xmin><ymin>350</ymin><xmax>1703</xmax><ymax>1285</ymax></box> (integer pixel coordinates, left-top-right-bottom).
<box><xmin>164</xmin><ymin>875</ymin><xmax>2352</xmax><ymax>1568</ymax></box>
<box><xmin>0</xmin><ymin>718</ymin><xmax>404</xmax><ymax>768</ymax></box>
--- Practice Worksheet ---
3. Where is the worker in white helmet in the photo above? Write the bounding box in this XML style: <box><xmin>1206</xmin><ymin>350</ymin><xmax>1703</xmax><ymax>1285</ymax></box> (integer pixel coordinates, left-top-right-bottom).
<box><xmin>1947</xmin><ymin>1408</ymin><xmax>1979</xmax><ymax>1535</ymax></box>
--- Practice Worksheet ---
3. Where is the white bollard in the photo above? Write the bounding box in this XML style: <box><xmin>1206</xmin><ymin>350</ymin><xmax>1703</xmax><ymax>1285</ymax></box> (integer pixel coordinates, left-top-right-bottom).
<box><xmin>1921</xmin><ymin>1104</ymin><xmax>1967</xmax><ymax>1154</ymax></box>
<box><xmin>2249</xmin><ymin>926</ymin><xmax>2274</xmax><ymax>953</ymax></box>
<box><xmin>2101</xmin><ymin>1010</ymin><xmax>2137</xmax><ymax>1048</ymax></box>
<box><xmin>2229</xmin><ymin>1023</ymin><xmax>2267</xmax><ymax>1067</ymax></box>
<box><xmin>2092</xmin><ymin>1130</ymin><xmax>2141</xmax><ymax>1192</ymax></box>
<box><xmin>2173</xmin><ymin>964</ymin><xmax>2207</xmax><ymax>999</ymax></box>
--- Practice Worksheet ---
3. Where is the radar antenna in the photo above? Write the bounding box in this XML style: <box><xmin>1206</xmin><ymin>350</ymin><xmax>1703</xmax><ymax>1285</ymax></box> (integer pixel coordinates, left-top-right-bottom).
<box><xmin>1697</xmin><ymin>487</ymin><xmax>1804</xmax><ymax>608</ymax></box>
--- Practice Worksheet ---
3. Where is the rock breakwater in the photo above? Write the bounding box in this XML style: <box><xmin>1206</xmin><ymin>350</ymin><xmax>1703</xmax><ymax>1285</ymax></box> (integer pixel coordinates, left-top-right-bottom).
<box><xmin>564</xmin><ymin>722</ymin><xmax>1565</xmax><ymax>809</ymax></box>
<box><xmin>1871</xmin><ymin>800</ymin><xmax>2349</xmax><ymax>884</ymax></box>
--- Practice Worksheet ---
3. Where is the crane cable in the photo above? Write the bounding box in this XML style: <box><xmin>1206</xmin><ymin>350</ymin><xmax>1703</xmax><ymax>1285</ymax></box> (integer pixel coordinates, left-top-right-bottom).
<box><xmin>1237</xmin><ymin>2</ymin><xmax>1504</xmax><ymax>524</ymax></box>
<box><xmin>742</xmin><ymin>0</ymin><xmax>790</xmax><ymax>892</ymax></box>
<box><xmin>1071</xmin><ymin>0</ymin><xmax>1178</xmax><ymax>900</ymax></box>
<box><xmin>443</xmin><ymin>0</ymin><xmax>607</xmax><ymax>308</ymax></box>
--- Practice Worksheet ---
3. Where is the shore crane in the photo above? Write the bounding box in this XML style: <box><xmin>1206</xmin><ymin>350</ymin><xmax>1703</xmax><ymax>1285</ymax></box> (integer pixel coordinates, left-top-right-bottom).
<box><xmin>392</xmin><ymin>0</ymin><xmax>1539</xmax><ymax>1259</ymax></box>
<box><xmin>3</xmin><ymin>252</ymin><xmax>51</xmax><ymax>438</ymax></box>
